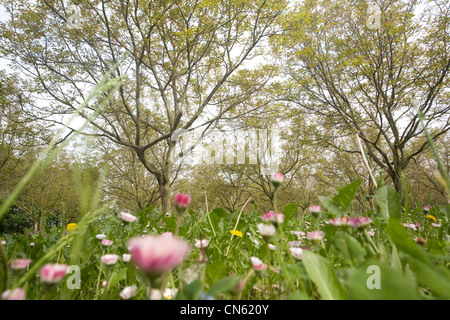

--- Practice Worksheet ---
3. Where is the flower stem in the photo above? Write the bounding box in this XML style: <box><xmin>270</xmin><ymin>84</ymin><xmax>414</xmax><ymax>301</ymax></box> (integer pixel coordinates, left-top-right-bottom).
<box><xmin>273</xmin><ymin>189</ymin><xmax>279</xmax><ymax>213</ymax></box>
<box><xmin>169</xmin><ymin>271</ymin><xmax>176</xmax><ymax>293</ymax></box>
<box><xmin>205</xmin><ymin>191</ymin><xmax>217</xmax><ymax>238</ymax></box>
<box><xmin>237</xmin><ymin>269</ymin><xmax>254</xmax><ymax>300</ymax></box>
<box><xmin>364</xmin><ymin>229</ymin><xmax>380</xmax><ymax>255</ymax></box>
<box><xmin>94</xmin><ymin>262</ymin><xmax>103</xmax><ymax>300</ymax></box>
<box><xmin>225</xmin><ymin>197</ymin><xmax>252</xmax><ymax>257</ymax></box>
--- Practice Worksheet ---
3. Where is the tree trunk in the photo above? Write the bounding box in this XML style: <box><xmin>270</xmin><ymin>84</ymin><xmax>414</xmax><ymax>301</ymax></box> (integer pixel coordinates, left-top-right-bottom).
<box><xmin>390</xmin><ymin>169</ymin><xmax>406</xmax><ymax>205</ymax></box>
<box><xmin>159</xmin><ymin>141</ymin><xmax>176</xmax><ymax>213</ymax></box>
<box><xmin>159</xmin><ymin>176</ymin><xmax>171</xmax><ymax>214</ymax></box>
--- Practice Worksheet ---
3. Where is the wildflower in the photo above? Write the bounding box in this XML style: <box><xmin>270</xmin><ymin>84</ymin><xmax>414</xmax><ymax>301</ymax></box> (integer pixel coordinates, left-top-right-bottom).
<box><xmin>267</xmin><ymin>244</ymin><xmax>276</xmax><ymax>250</ymax></box>
<box><xmin>290</xmin><ymin>231</ymin><xmax>306</xmax><ymax>238</ymax></box>
<box><xmin>122</xmin><ymin>254</ymin><xmax>131</xmax><ymax>262</ymax></box>
<box><xmin>102</xmin><ymin>281</ymin><xmax>108</xmax><ymax>288</ymax></box>
<box><xmin>432</xmin><ymin>223</ymin><xmax>441</xmax><ymax>228</ymax></box>
<box><xmin>10</xmin><ymin>259</ymin><xmax>32</xmax><ymax>271</ymax></box>
<box><xmin>289</xmin><ymin>247</ymin><xmax>303</xmax><ymax>260</ymax></box>
<box><xmin>127</xmin><ymin>234</ymin><xmax>190</xmax><ymax>279</ymax></box>
<box><xmin>351</xmin><ymin>217</ymin><xmax>372</xmax><ymax>230</ymax></box>
<box><xmin>257</xmin><ymin>223</ymin><xmax>276</xmax><ymax>240</ymax></box>
<box><xmin>1</xmin><ymin>288</ymin><xmax>25</xmax><ymax>300</ymax></box>
<box><xmin>261</xmin><ymin>211</ymin><xmax>284</xmax><ymax>225</ymax></box>
<box><xmin>119</xmin><ymin>212</ymin><xmax>137</xmax><ymax>223</ymax></box>
<box><xmin>96</xmin><ymin>234</ymin><xmax>107</xmax><ymax>240</ymax></box>
<box><xmin>194</xmin><ymin>239</ymin><xmax>210</xmax><ymax>249</ymax></box>
<box><xmin>120</xmin><ymin>286</ymin><xmax>137</xmax><ymax>300</ymax></box>
<box><xmin>423</xmin><ymin>205</ymin><xmax>431</xmax><ymax>212</ymax></box>
<box><xmin>101</xmin><ymin>254</ymin><xmax>119</xmax><ymax>266</ymax></box>
<box><xmin>288</xmin><ymin>240</ymin><xmax>303</xmax><ymax>247</ymax></box>
<box><xmin>425</xmin><ymin>215</ymin><xmax>437</xmax><ymax>223</ymax></box>
<box><xmin>163</xmin><ymin>288</ymin><xmax>178</xmax><ymax>300</ymax></box>
<box><xmin>270</xmin><ymin>172</ymin><xmax>285</xmax><ymax>189</ymax></box>
<box><xmin>40</xmin><ymin>264</ymin><xmax>69</xmax><ymax>284</ymax></box>
<box><xmin>329</xmin><ymin>216</ymin><xmax>354</xmax><ymax>229</ymax></box>
<box><xmin>367</xmin><ymin>230</ymin><xmax>376</xmax><ymax>236</ymax></box>
<box><xmin>1</xmin><ymin>240</ymin><xmax>6</xmax><ymax>245</ymax></box>
<box><xmin>403</xmin><ymin>223</ymin><xmax>417</xmax><ymax>231</ymax></box>
<box><xmin>66</xmin><ymin>223</ymin><xmax>77</xmax><ymax>232</ymax></box>
<box><xmin>307</xmin><ymin>230</ymin><xmax>325</xmax><ymax>241</ymax></box>
<box><xmin>230</xmin><ymin>230</ymin><xmax>243</xmax><ymax>238</ymax></box>
<box><xmin>329</xmin><ymin>216</ymin><xmax>371</xmax><ymax>230</ymax></box>
<box><xmin>148</xmin><ymin>288</ymin><xmax>162</xmax><ymax>300</ymax></box>
<box><xmin>250</xmin><ymin>257</ymin><xmax>266</xmax><ymax>271</ymax></box>
<box><xmin>29</xmin><ymin>242</ymin><xmax>35</xmax><ymax>247</ymax></box>
<box><xmin>309</xmin><ymin>205</ymin><xmax>321</xmax><ymax>219</ymax></box>
<box><xmin>101</xmin><ymin>239</ymin><xmax>113</xmax><ymax>246</ymax></box>
<box><xmin>174</xmin><ymin>193</ymin><xmax>191</xmax><ymax>214</ymax></box>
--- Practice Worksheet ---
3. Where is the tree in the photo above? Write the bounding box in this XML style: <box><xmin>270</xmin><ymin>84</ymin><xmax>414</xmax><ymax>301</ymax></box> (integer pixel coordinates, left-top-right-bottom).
<box><xmin>14</xmin><ymin>151</ymin><xmax>82</xmax><ymax>233</ymax></box>
<box><xmin>0</xmin><ymin>70</ymin><xmax>49</xmax><ymax>197</ymax></box>
<box><xmin>0</xmin><ymin>70</ymin><xmax>82</xmax><ymax>232</ymax></box>
<box><xmin>96</xmin><ymin>138</ymin><xmax>160</xmax><ymax>212</ymax></box>
<box><xmin>273</xmin><ymin>0</ymin><xmax>450</xmax><ymax>198</ymax></box>
<box><xmin>0</xmin><ymin>0</ymin><xmax>287</xmax><ymax>212</ymax></box>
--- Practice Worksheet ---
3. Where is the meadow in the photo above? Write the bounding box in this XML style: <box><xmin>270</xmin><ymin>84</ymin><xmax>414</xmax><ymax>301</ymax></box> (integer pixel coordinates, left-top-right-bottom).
<box><xmin>1</xmin><ymin>174</ymin><xmax>449</xmax><ymax>300</ymax></box>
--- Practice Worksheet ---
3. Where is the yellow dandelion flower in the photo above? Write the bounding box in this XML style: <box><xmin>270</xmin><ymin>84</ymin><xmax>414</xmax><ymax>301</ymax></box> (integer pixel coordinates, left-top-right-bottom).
<box><xmin>67</xmin><ymin>223</ymin><xmax>77</xmax><ymax>232</ymax></box>
<box><xmin>425</xmin><ymin>215</ymin><xmax>437</xmax><ymax>223</ymax></box>
<box><xmin>230</xmin><ymin>230</ymin><xmax>243</xmax><ymax>237</ymax></box>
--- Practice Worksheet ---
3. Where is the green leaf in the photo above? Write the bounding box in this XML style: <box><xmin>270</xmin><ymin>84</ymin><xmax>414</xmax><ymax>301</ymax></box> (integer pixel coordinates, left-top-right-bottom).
<box><xmin>179</xmin><ymin>279</ymin><xmax>203</xmax><ymax>300</ymax></box>
<box><xmin>332</xmin><ymin>231</ymin><xmax>367</xmax><ymax>266</ymax></box>
<box><xmin>321</xmin><ymin>224</ymin><xmax>337</xmax><ymax>249</ymax></box>
<box><xmin>205</xmin><ymin>260</ymin><xmax>227</xmax><ymax>285</ymax></box>
<box><xmin>208</xmin><ymin>208</ymin><xmax>227</xmax><ymax>234</ymax></box>
<box><xmin>333</xmin><ymin>179</ymin><xmax>361</xmax><ymax>211</ymax></box>
<box><xmin>107</xmin><ymin>268</ymin><xmax>127</xmax><ymax>290</ymax></box>
<box><xmin>318</xmin><ymin>196</ymin><xmax>345</xmax><ymax>217</ymax></box>
<box><xmin>137</xmin><ymin>204</ymin><xmax>155</xmax><ymax>220</ymax></box>
<box><xmin>280</xmin><ymin>263</ymin><xmax>303</xmax><ymax>281</ymax></box>
<box><xmin>346</xmin><ymin>261</ymin><xmax>420</xmax><ymax>300</ymax></box>
<box><xmin>162</xmin><ymin>216</ymin><xmax>177</xmax><ymax>233</ymax></box>
<box><xmin>282</xmin><ymin>203</ymin><xmax>298</xmax><ymax>221</ymax></box>
<box><xmin>302</xmin><ymin>250</ymin><xmax>347</xmax><ymax>300</ymax></box>
<box><xmin>208</xmin><ymin>276</ymin><xmax>241</xmax><ymax>297</ymax></box>
<box><xmin>408</xmin><ymin>257</ymin><xmax>450</xmax><ymax>299</ymax></box>
<box><xmin>384</xmin><ymin>218</ymin><xmax>427</xmax><ymax>261</ymax></box>
<box><xmin>384</xmin><ymin>218</ymin><xmax>450</xmax><ymax>298</ymax></box>
<box><xmin>211</xmin><ymin>207</ymin><xmax>228</xmax><ymax>218</ymax></box>
<box><xmin>375</xmin><ymin>186</ymin><xmax>402</xmax><ymax>221</ymax></box>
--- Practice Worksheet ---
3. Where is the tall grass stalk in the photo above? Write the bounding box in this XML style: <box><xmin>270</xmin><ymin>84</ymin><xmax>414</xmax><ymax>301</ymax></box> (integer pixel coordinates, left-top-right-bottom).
<box><xmin>225</xmin><ymin>197</ymin><xmax>252</xmax><ymax>257</ymax></box>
